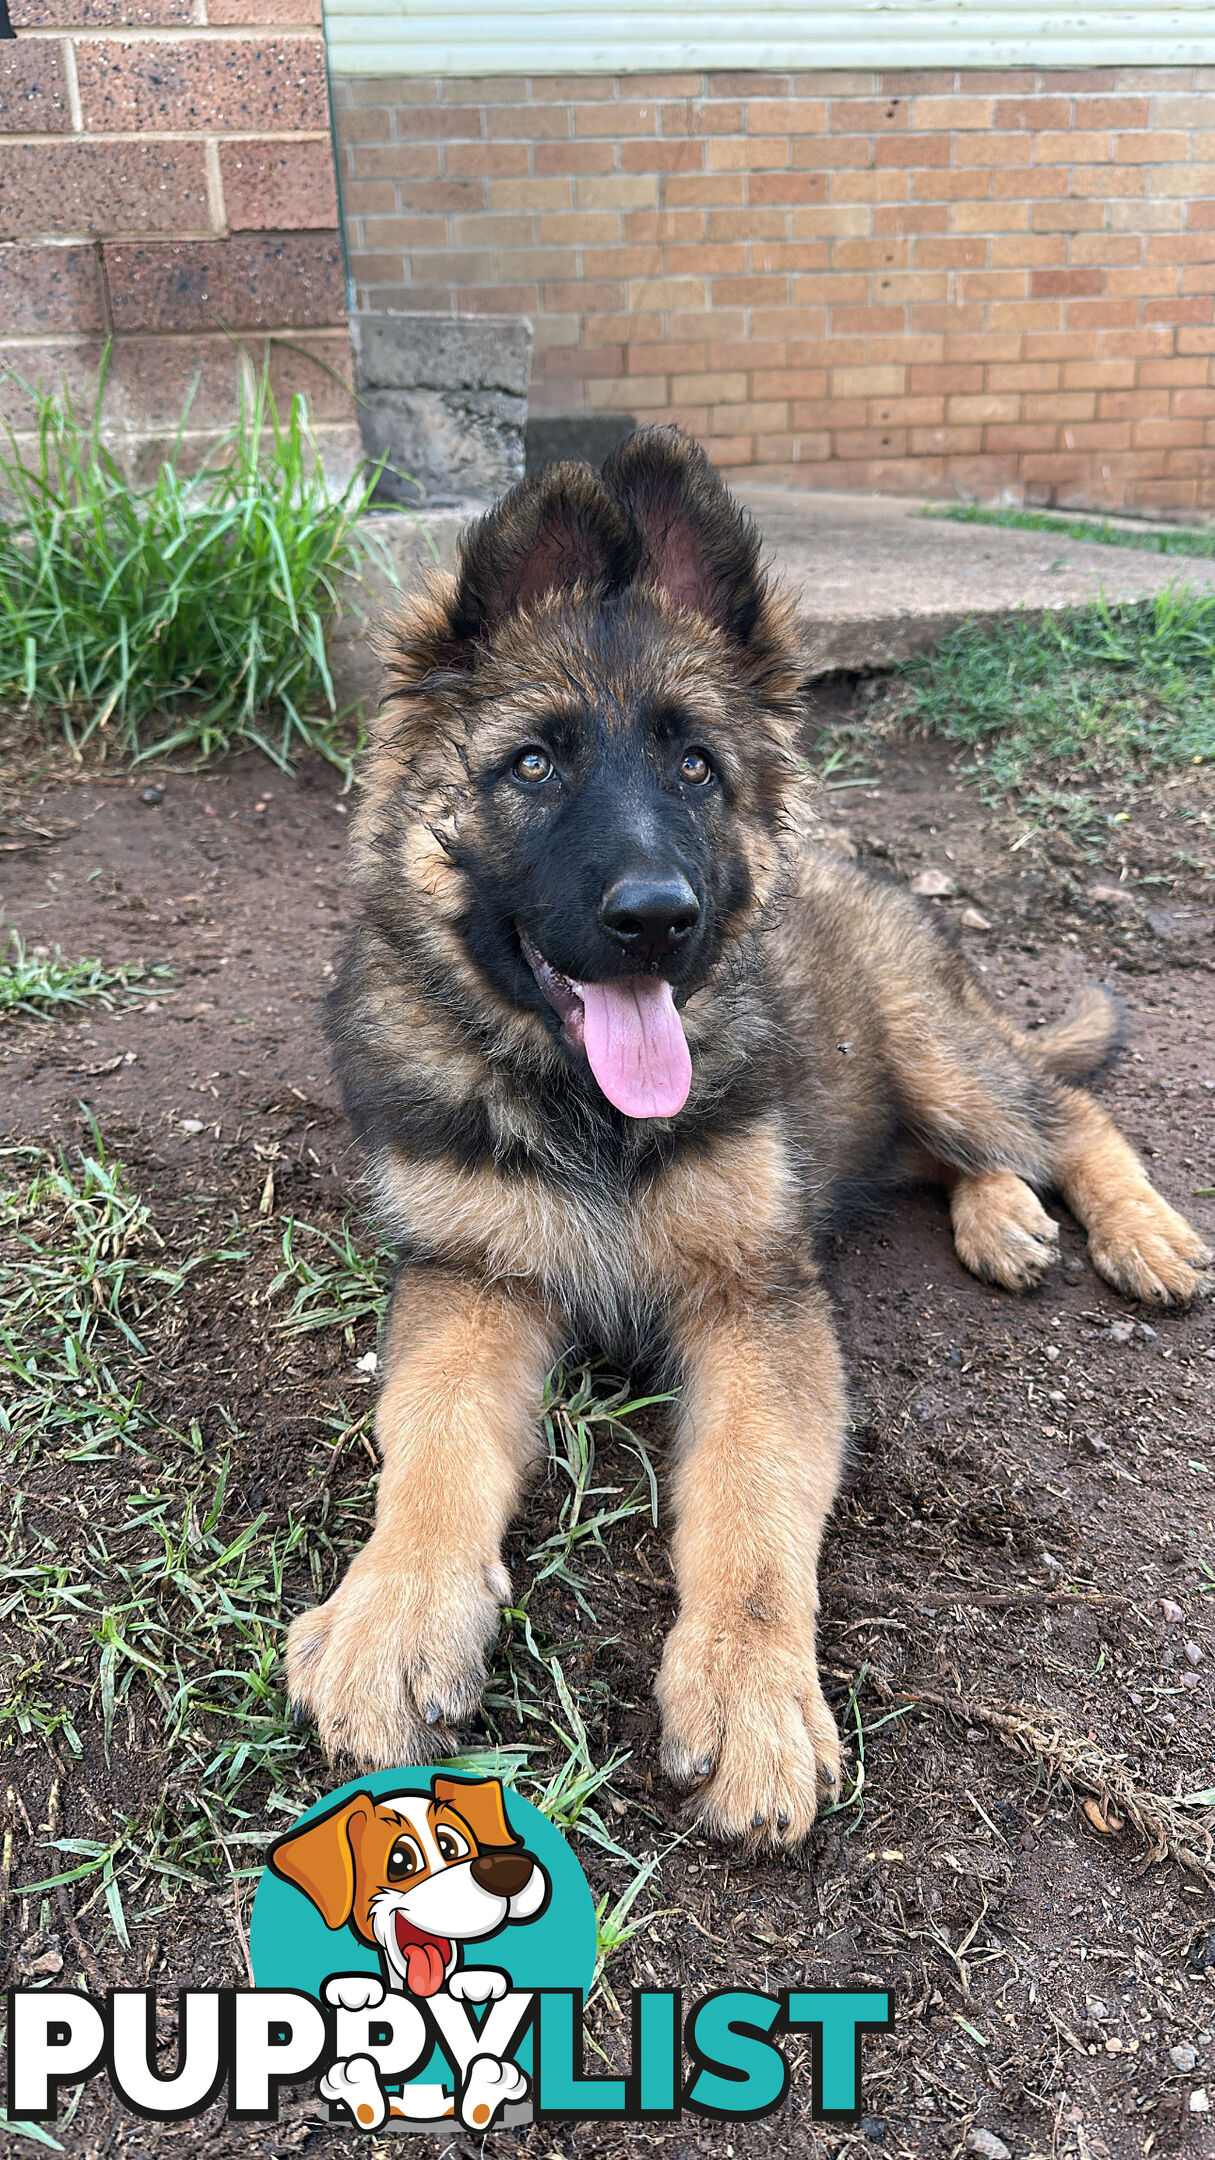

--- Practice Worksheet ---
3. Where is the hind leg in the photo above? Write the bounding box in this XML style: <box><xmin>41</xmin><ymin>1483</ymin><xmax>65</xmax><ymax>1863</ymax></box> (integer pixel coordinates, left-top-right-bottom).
<box><xmin>1050</xmin><ymin>1090</ymin><xmax>1212</xmax><ymax>1306</ymax></box>
<box><xmin>945</xmin><ymin>1166</ymin><xmax>1060</xmax><ymax>1292</ymax></box>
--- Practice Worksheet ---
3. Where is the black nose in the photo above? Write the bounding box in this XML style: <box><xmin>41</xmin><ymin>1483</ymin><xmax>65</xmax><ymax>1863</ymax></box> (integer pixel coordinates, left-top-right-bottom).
<box><xmin>470</xmin><ymin>1850</ymin><xmax>534</xmax><ymax>1898</ymax></box>
<box><xmin>600</xmin><ymin>875</ymin><xmax>700</xmax><ymax>960</ymax></box>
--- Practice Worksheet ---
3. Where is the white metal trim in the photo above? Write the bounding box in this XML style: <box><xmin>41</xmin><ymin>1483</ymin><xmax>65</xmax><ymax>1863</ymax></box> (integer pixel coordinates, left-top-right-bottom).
<box><xmin>322</xmin><ymin>3</ymin><xmax>1215</xmax><ymax>80</ymax></box>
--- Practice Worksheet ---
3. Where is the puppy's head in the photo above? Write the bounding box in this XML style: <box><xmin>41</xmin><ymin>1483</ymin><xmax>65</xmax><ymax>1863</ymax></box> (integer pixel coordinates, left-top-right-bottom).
<box><xmin>270</xmin><ymin>1776</ymin><xmax>549</xmax><ymax>1997</ymax></box>
<box><xmin>358</xmin><ymin>427</ymin><xmax>806</xmax><ymax>1123</ymax></box>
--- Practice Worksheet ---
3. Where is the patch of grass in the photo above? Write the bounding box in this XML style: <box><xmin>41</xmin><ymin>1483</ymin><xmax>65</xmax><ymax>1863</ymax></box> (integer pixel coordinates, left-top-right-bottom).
<box><xmin>269</xmin><ymin>1213</ymin><xmax>392</xmax><ymax>1340</ymax></box>
<box><xmin>893</xmin><ymin>585</ymin><xmax>1215</xmax><ymax>813</ymax></box>
<box><xmin>926</xmin><ymin>500</ymin><xmax>1215</xmax><ymax>558</ymax></box>
<box><xmin>6</xmin><ymin>1167</ymin><xmax>670</xmax><ymax>1958</ymax></box>
<box><xmin>0</xmin><ymin>925</ymin><xmax>170</xmax><ymax>1021</ymax></box>
<box><xmin>0</xmin><ymin>353</ymin><xmax>394</xmax><ymax>773</ymax></box>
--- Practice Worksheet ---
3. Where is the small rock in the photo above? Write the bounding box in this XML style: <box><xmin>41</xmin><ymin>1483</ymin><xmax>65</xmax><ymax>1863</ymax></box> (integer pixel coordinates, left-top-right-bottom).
<box><xmin>139</xmin><ymin>784</ymin><xmax>164</xmax><ymax>806</ymax></box>
<box><xmin>1161</xmin><ymin>1599</ymin><xmax>1184</xmax><ymax>1626</ymax></box>
<box><xmin>960</xmin><ymin>906</ymin><xmax>991</xmax><ymax>930</ymax></box>
<box><xmin>965</xmin><ymin>2132</ymin><xmax>1011</xmax><ymax>2160</ymax></box>
<box><xmin>910</xmin><ymin>867</ymin><xmax>956</xmax><ymax>897</ymax></box>
<box><xmin>355</xmin><ymin>1350</ymin><xmax>378</xmax><ymax>1375</ymax></box>
<box><xmin>1185</xmin><ymin>1641</ymin><xmax>1204</xmax><ymax>1667</ymax></box>
<box><xmin>1090</xmin><ymin>883</ymin><xmax>1139</xmax><ymax>907</ymax></box>
<box><xmin>1138</xmin><ymin>1322</ymin><xmax>1157</xmax><ymax>1340</ymax></box>
<box><xmin>1191</xmin><ymin>2088</ymin><xmax>1211</xmax><ymax>2114</ymax></box>
<box><xmin>1171</xmin><ymin>2044</ymin><xmax>1199</xmax><ymax>2073</ymax></box>
<box><xmin>179</xmin><ymin>1117</ymin><xmax>205</xmax><ymax>1134</ymax></box>
<box><xmin>1044</xmin><ymin>1344</ymin><xmax>1060</xmax><ymax>1361</ymax></box>
<box><xmin>22</xmin><ymin>1946</ymin><xmax>64</xmax><ymax>1977</ymax></box>
<box><xmin>1108</xmin><ymin>1321</ymin><xmax>1135</xmax><ymax>1344</ymax></box>
<box><xmin>1181</xmin><ymin>1671</ymin><xmax>1202</xmax><ymax>1690</ymax></box>
<box><xmin>1086</xmin><ymin>1999</ymin><xmax>1110</xmax><ymax>2022</ymax></box>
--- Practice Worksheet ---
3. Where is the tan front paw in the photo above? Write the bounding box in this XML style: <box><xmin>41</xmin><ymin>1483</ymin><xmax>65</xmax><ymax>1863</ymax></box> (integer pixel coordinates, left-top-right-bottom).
<box><xmin>951</xmin><ymin>1169</ymin><xmax>1059</xmax><ymax>1292</ymax></box>
<box><xmin>656</xmin><ymin>1617</ymin><xmax>841</xmax><ymax>1850</ymax></box>
<box><xmin>286</xmin><ymin>1538</ymin><xmax>510</xmax><ymax>1769</ymax></box>
<box><xmin>1088</xmin><ymin>1188</ymin><xmax>1213</xmax><ymax>1307</ymax></box>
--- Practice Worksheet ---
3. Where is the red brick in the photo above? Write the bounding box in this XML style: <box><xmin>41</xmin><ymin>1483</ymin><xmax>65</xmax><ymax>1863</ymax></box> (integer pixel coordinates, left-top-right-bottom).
<box><xmin>992</xmin><ymin>97</ymin><xmax>1071</xmax><ymax>130</ymax></box>
<box><xmin>220</xmin><ymin>141</ymin><xmax>337</xmax><ymax>230</ymax></box>
<box><xmin>9</xmin><ymin>0</ymin><xmax>188</xmax><ymax>18</ymax></box>
<box><xmin>574</xmin><ymin>101</ymin><xmax>657</xmax><ymax>137</ymax></box>
<box><xmin>104</xmin><ymin>234</ymin><xmax>345</xmax><ymax>329</ymax></box>
<box><xmin>208</xmin><ymin>0</ymin><xmax>322</xmax><ymax>20</ymax></box>
<box><xmin>875</xmin><ymin>133</ymin><xmax>952</xmax><ymax>168</ymax></box>
<box><xmin>0</xmin><ymin>141</ymin><xmax>212</xmax><ymax>237</ymax></box>
<box><xmin>0</xmin><ymin>241</ymin><xmax>103</xmax><ymax>330</ymax></box>
<box><xmin>534</xmin><ymin>142</ymin><xmax>613</xmax><ymax>175</ymax></box>
<box><xmin>749</xmin><ymin>173</ymin><xmax>827</xmax><ymax>205</ymax></box>
<box><xmin>1147</xmin><ymin>295</ymin><xmax>1214</xmax><ymax>326</ymax></box>
<box><xmin>75</xmin><ymin>36</ymin><xmax>329</xmax><ymax>132</ymax></box>
<box><xmin>984</xmin><ymin>423</ymin><xmax>1059</xmax><ymax>453</ymax></box>
<box><xmin>661</xmin><ymin>99</ymin><xmax>742</xmax><ymax>139</ymax></box>
<box><xmin>0</xmin><ymin>39</ymin><xmax>71</xmax><ymax>132</ymax></box>
<box><xmin>621</xmin><ymin>139</ymin><xmax>703</xmax><ymax>173</ymax></box>
<box><xmin>1031</xmin><ymin>268</ymin><xmax>1103</xmax><ymax>298</ymax></box>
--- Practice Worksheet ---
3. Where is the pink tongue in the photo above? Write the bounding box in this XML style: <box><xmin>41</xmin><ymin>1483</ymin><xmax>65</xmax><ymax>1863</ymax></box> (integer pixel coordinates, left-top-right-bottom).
<box><xmin>576</xmin><ymin>977</ymin><xmax>692</xmax><ymax>1120</ymax></box>
<box><xmin>403</xmin><ymin>1940</ymin><xmax>448</xmax><ymax>1997</ymax></box>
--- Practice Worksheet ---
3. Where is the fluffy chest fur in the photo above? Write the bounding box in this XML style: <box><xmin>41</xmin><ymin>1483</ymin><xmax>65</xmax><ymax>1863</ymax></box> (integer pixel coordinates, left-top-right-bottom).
<box><xmin>369</xmin><ymin>1114</ymin><xmax>801</xmax><ymax>1343</ymax></box>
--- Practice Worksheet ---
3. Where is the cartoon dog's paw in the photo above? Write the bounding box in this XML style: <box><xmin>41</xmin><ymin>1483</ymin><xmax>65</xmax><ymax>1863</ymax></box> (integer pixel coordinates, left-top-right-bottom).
<box><xmin>460</xmin><ymin>2053</ymin><xmax>529</xmax><ymax>2131</ymax></box>
<box><xmin>324</xmin><ymin>1973</ymin><xmax>385</xmax><ymax>2013</ymax></box>
<box><xmin>658</xmin><ymin>1615</ymin><xmax>842</xmax><ymax>1851</ymax></box>
<box><xmin>287</xmin><ymin>1537</ymin><xmax>508</xmax><ymax>1768</ymax></box>
<box><xmin>1087</xmin><ymin>1188</ymin><xmax>1213</xmax><ymax>1308</ymax></box>
<box><xmin>320</xmin><ymin>2055</ymin><xmax>388</xmax><ymax>2130</ymax></box>
<box><xmin>448</xmin><ymin>1967</ymin><xmax>508</xmax><ymax>2005</ymax></box>
<box><xmin>950</xmin><ymin>1169</ymin><xmax>1059</xmax><ymax>1292</ymax></box>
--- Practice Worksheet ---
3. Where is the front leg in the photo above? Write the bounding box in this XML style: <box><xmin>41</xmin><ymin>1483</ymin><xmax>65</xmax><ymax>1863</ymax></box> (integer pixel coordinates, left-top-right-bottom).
<box><xmin>288</xmin><ymin>1266</ymin><xmax>557</xmax><ymax>1768</ymax></box>
<box><xmin>657</xmin><ymin>1280</ymin><xmax>846</xmax><ymax>1850</ymax></box>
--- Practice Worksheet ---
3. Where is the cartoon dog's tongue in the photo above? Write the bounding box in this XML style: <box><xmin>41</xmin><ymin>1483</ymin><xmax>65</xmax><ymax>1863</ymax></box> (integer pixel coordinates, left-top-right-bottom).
<box><xmin>576</xmin><ymin>976</ymin><xmax>692</xmax><ymax>1120</ymax></box>
<box><xmin>395</xmin><ymin>1914</ymin><xmax>452</xmax><ymax>1997</ymax></box>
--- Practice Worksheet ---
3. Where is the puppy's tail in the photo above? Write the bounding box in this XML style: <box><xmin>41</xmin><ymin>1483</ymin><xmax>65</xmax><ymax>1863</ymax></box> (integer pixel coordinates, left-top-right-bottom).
<box><xmin>1021</xmin><ymin>984</ymin><xmax>1126</xmax><ymax>1080</ymax></box>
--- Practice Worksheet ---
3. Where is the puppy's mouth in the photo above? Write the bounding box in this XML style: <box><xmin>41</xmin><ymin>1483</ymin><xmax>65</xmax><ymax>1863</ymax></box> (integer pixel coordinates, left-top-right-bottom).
<box><xmin>517</xmin><ymin>927</ymin><xmax>691</xmax><ymax>1121</ymax></box>
<box><xmin>394</xmin><ymin>1913</ymin><xmax>452</xmax><ymax>1997</ymax></box>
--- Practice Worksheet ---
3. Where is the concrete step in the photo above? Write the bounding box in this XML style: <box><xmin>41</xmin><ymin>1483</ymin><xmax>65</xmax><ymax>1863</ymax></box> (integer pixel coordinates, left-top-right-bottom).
<box><xmin>328</xmin><ymin>489</ymin><xmax>1215</xmax><ymax>713</ymax></box>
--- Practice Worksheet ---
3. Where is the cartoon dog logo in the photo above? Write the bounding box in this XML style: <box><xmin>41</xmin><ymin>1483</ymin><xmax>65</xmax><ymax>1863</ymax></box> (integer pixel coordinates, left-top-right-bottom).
<box><xmin>269</xmin><ymin>1774</ymin><xmax>548</xmax><ymax>2131</ymax></box>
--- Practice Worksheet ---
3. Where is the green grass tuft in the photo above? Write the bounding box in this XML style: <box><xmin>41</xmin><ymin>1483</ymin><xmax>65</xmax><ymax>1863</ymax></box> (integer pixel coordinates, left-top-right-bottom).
<box><xmin>5</xmin><ymin>1161</ymin><xmax>667</xmax><ymax>1949</ymax></box>
<box><xmin>1</xmin><ymin>926</ymin><xmax>170</xmax><ymax>1020</ymax></box>
<box><xmin>893</xmin><ymin>585</ymin><xmax>1215</xmax><ymax>814</ymax></box>
<box><xmin>0</xmin><ymin>354</ymin><xmax>392</xmax><ymax>772</ymax></box>
<box><xmin>925</xmin><ymin>501</ymin><xmax>1215</xmax><ymax>559</ymax></box>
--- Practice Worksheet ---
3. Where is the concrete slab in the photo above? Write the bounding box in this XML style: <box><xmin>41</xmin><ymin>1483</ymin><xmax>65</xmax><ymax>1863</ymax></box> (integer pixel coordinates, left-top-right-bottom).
<box><xmin>327</xmin><ymin>487</ymin><xmax>1215</xmax><ymax>712</ymax></box>
<box><xmin>735</xmin><ymin>484</ymin><xmax>1215</xmax><ymax>674</ymax></box>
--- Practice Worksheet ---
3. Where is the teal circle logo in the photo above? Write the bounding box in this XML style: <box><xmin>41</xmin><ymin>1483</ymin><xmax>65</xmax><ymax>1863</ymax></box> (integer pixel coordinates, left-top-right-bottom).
<box><xmin>249</xmin><ymin>1767</ymin><xmax>596</xmax><ymax>2132</ymax></box>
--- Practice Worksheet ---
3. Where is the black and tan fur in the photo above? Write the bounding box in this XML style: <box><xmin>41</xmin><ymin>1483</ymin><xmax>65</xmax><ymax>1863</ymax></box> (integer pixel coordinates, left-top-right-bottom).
<box><xmin>287</xmin><ymin>429</ymin><xmax>1211</xmax><ymax>1847</ymax></box>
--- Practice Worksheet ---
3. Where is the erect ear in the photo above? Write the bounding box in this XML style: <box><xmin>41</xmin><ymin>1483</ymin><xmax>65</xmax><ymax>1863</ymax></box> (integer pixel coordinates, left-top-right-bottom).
<box><xmin>268</xmin><ymin>1794</ymin><xmax>371</xmax><ymax>1929</ymax></box>
<box><xmin>433</xmin><ymin>1775</ymin><xmax>520</xmax><ymax>1851</ymax></box>
<box><xmin>446</xmin><ymin>461</ymin><xmax>637</xmax><ymax>654</ymax></box>
<box><xmin>602</xmin><ymin>425</ymin><xmax>767</xmax><ymax>644</ymax></box>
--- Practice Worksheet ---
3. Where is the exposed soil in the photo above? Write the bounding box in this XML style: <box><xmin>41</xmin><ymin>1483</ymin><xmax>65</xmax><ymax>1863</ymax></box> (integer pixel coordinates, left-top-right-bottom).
<box><xmin>2</xmin><ymin>710</ymin><xmax>1213</xmax><ymax>2160</ymax></box>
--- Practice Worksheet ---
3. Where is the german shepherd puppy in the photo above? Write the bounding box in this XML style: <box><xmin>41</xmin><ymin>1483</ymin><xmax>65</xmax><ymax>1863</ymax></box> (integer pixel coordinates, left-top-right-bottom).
<box><xmin>288</xmin><ymin>428</ymin><xmax>1211</xmax><ymax>1846</ymax></box>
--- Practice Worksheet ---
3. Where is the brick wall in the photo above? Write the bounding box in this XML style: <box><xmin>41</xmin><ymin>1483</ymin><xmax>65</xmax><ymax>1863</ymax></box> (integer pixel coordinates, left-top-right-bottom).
<box><xmin>0</xmin><ymin>0</ymin><xmax>356</xmax><ymax>477</ymax></box>
<box><xmin>334</xmin><ymin>66</ymin><xmax>1215</xmax><ymax>514</ymax></box>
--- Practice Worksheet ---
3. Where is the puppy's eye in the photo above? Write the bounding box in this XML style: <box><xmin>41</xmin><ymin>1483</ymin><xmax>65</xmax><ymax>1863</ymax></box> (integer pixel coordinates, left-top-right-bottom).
<box><xmin>512</xmin><ymin>748</ymin><xmax>553</xmax><ymax>784</ymax></box>
<box><xmin>387</xmin><ymin>1836</ymin><xmax>425</xmax><ymax>1881</ymax></box>
<box><xmin>435</xmin><ymin>1825</ymin><xmax>470</xmax><ymax>1863</ymax></box>
<box><xmin>679</xmin><ymin>748</ymin><xmax>713</xmax><ymax>786</ymax></box>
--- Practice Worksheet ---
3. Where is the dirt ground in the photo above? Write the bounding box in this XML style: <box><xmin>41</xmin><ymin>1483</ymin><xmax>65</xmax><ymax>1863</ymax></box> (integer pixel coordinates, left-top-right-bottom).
<box><xmin>1</xmin><ymin>700</ymin><xmax>1213</xmax><ymax>2160</ymax></box>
